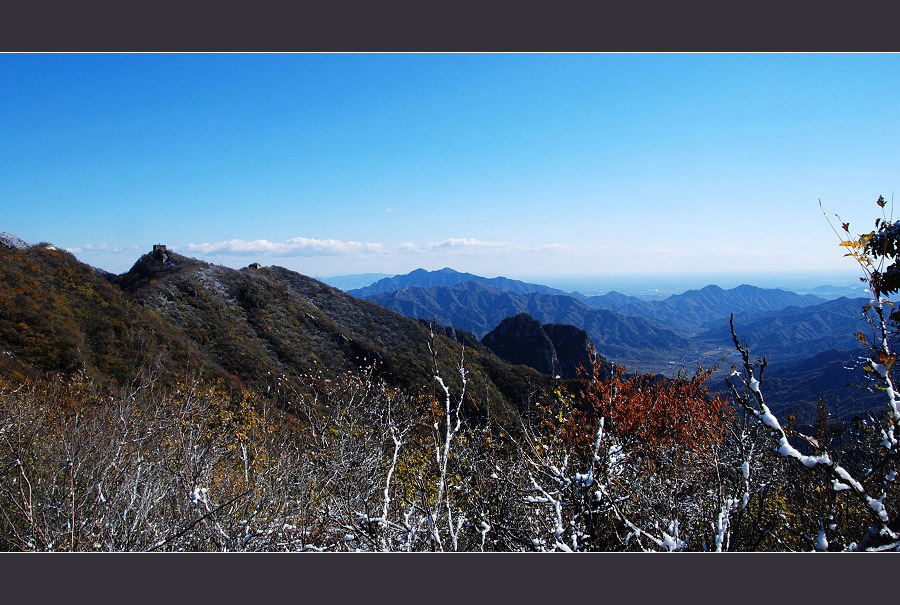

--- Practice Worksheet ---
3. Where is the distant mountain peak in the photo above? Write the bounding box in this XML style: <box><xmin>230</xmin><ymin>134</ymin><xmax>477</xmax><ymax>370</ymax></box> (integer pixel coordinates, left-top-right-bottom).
<box><xmin>349</xmin><ymin>267</ymin><xmax>578</xmax><ymax>300</ymax></box>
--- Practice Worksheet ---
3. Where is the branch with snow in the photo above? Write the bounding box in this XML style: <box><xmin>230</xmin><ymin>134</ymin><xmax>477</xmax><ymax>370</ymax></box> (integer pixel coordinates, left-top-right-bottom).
<box><xmin>726</xmin><ymin>314</ymin><xmax>898</xmax><ymax>545</ymax></box>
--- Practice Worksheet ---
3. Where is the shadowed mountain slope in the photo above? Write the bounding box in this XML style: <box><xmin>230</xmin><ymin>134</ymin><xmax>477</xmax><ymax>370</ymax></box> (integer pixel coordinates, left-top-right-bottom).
<box><xmin>714</xmin><ymin>348</ymin><xmax>885</xmax><ymax>424</ymax></box>
<box><xmin>481</xmin><ymin>313</ymin><xmax>595</xmax><ymax>379</ymax></box>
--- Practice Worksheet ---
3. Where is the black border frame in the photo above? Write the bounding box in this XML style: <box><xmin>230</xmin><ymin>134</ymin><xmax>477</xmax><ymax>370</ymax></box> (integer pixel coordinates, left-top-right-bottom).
<box><xmin>2</xmin><ymin>1</ymin><xmax>898</xmax><ymax>602</ymax></box>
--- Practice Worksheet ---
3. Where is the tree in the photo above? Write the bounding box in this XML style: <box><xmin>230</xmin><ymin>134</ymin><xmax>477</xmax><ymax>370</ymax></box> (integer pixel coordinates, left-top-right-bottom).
<box><xmin>721</xmin><ymin>195</ymin><xmax>900</xmax><ymax>551</ymax></box>
<box><xmin>515</xmin><ymin>355</ymin><xmax>737</xmax><ymax>551</ymax></box>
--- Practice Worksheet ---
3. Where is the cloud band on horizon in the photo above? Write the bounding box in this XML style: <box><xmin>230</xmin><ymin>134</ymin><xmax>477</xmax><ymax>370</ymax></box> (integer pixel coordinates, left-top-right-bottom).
<box><xmin>182</xmin><ymin>236</ymin><xmax>584</xmax><ymax>257</ymax></box>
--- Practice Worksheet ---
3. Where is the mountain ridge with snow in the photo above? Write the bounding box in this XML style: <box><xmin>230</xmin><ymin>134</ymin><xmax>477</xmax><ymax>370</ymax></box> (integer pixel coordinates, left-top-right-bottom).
<box><xmin>0</xmin><ymin>232</ymin><xmax>29</xmax><ymax>250</ymax></box>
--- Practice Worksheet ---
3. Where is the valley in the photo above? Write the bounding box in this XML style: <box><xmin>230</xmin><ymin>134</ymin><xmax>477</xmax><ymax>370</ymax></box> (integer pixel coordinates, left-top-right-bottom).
<box><xmin>343</xmin><ymin>266</ymin><xmax>883</xmax><ymax>419</ymax></box>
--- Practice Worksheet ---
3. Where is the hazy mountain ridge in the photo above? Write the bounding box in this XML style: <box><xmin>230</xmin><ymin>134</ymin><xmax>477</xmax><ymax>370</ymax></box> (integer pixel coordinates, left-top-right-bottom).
<box><xmin>364</xmin><ymin>280</ymin><xmax>694</xmax><ymax>368</ymax></box>
<box><xmin>353</xmin><ymin>268</ymin><xmax>868</xmax><ymax>378</ymax></box>
<box><xmin>588</xmin><ymin>284</ymin><xmax>827</xmax><ymax>335</ymax></box>
<box><xmin>318</xmin><ymin>272</ymin><xmax>393</xmax><ymax>291</ymax></box>
<box><xmin>355</xmin><ymin>268</ymin><xmax>829</xmax><ymax>338</ymax></box>
<box><xmin>350</xmin><ymin>267</ymin><xmax>587</xmax><ymax>300</ymax></box>
<box><xmin>585</xmin><ymin>290</ymin><xmax>655</xmax><ymax>317</ymax></box>
<box><xmin>696</xmin><ymin>296</ymin><xmax>869</xmax><ymax>362</ymax></box>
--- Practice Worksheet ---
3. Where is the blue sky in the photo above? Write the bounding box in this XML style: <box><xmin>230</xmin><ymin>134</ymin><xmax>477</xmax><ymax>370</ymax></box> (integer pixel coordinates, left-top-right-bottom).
<box><xmin>1</xmin><ymin>53</ymin><xmax>898</xmax><ymax>281</ymax></box>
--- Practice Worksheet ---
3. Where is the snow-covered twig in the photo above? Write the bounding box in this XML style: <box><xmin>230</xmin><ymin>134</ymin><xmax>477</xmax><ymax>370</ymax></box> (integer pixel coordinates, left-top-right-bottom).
<box><xmin>726</xmin><ymin>315</ymin><xmax>897</xmax><ymax>542</ymax></box>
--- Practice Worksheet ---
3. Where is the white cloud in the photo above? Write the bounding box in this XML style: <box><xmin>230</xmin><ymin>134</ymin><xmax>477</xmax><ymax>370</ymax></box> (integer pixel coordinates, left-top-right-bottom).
<box><xmin>427</xmin><ymin>238</ymin><xmax>507</xmax><ymax>249</ymax></box>
<box><xmin>185</xmin><ymin>237</ymin><xmax>387</xmax><ymax>257</ymax></box>
<box><xmin>178</xmin><ymin>236</ymin><xmax>595</xmax><ymax>270</ymax></box>
<box><xmin>65</xmin><ymin>242</ymin><xmax>134</xmax><ymax>254</ymax></box>
<box><xmin>184</xmin><ymin>236</ymin><xmax>558</xmax><ymax>257</ymax></box>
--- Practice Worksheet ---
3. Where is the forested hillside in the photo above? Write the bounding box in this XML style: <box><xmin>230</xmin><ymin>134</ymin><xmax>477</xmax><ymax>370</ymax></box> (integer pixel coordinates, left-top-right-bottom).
<box><xmin>0</xmin><ymin>243</ymin><xmax>567</xmax><ymax>430</ymax></box>
<box><xmin>0</xmin><ymin>244</ymin><xmax>226</xmax><ymax>386</ymax></box>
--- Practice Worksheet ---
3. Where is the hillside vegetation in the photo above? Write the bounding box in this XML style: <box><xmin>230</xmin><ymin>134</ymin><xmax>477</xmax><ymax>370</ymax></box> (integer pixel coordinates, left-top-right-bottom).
<box><xmin>0</xmin><ymin>244</ymin><xmax>223</xmax><ymax>386</ymax></box>
<box><xmin>0</xmin><ymin>243</ymin><xmax>572</xmax><ymax>432</ymax></box>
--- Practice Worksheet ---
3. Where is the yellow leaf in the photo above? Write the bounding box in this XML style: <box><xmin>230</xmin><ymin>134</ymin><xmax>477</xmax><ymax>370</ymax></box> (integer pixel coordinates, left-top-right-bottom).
<box><xmin>839</xmin><ymin>240</ymin><xmax>858</xmax><ymax>247</ymax></box>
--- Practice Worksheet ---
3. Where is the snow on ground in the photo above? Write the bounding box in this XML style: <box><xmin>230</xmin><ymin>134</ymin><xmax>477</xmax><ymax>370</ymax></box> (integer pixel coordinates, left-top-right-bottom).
<box><xmin>0</xmin><ymin>232</ymin><xmax>30</xmax><ymax>249</ymax></box>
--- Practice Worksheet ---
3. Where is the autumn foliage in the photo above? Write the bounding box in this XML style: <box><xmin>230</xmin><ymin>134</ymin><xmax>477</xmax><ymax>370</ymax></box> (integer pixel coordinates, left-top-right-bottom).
<box><xmin>548</xmin><ymin>355</ymin><xmax>729</xmax><ymax>455</ymax></box>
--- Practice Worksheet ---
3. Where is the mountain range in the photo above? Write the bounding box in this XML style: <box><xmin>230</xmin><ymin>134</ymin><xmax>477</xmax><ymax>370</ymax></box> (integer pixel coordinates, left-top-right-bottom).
<box><xmin>349</xmin><ymin>268</ymin><xmax>856</xmax><ymax>371</ymax></box>
<box><xmin>351</xmin><ymin>267</ymin><xmax>829</xmax><ymax>337</ymax></box>
<box><xmin>318</xmin><ymin>272</ymin><xmax>393</xmax><ymax>291</ymax></box>
<box><xmin>344</xmin><ymin>267</ymin><xmax>888</xmax><ymax>419</ymax></box>
<box><xmin>0</xmin><ymin>241</ymin><xmax>580</xmax><ymax>432</ymax></box>
<box><xmin>0</xmin><ymin>236</ymin><xmax>887</xmax><ymax>423</ymax></box>
<box><xmin>363</xmin><ymin>280</ymin><xmax>693</xmax><ymax>368</ymax></box>
<box><xmin>697</xmin><ymin>296</ymin><xmax>869</xmax><ymax>362</ymax></box>
<box><xmin>587</xmin><ymin>284</ymin><xmax>827</xmax><ymax>335</ymax></box>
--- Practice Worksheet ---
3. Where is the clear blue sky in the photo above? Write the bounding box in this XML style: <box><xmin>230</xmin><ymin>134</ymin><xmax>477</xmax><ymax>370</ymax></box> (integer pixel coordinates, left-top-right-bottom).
<box><xmin>1</xmin><ymin>53</ymin><xmax>898</xmax><ymax>280</ymax></box>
